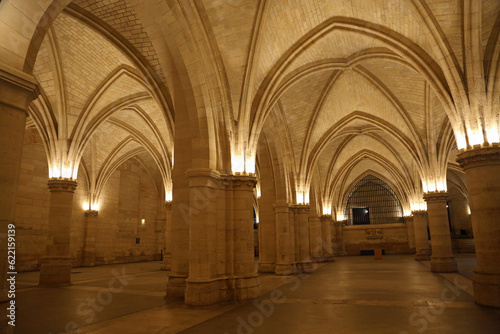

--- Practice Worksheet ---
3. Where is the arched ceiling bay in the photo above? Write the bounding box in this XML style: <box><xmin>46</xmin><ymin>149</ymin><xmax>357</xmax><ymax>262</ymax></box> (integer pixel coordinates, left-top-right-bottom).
<box><xmin>30</xmin><ymin>7</ymin><xmax>172</xmax><ymax>198</ymax></box>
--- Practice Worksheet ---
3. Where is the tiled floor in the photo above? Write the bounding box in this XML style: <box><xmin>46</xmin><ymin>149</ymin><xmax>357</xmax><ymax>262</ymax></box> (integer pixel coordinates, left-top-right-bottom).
<box><xmin>12</xmin><ymin>254</ymin><xmax>500</xmax><ymax>334</ymax></box>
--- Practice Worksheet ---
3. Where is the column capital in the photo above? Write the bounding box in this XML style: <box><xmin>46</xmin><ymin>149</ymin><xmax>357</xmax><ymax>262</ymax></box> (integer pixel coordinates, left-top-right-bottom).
<box><xmin>456</xmin><ymin>147</ymin><xmax>500</xmax><ymax>170</ymax></box>
<box><xmin>404</xmin><ymin>215</ymin><xmax>414</xmax><ymax>223</ymax></box>
<box><xmin>230</xmin><ymin>174</ymin><xmax>257</xmax><ymax>189</ymax></box>
<box><xmin>84</xmin><ymin>210</ymin><xmax>98</xmax><ymax>217</ymax></box>
<box><xmin>290</xmin><ymin>204</ymin><xmax>310</xmax><ymax>213</ymax></box>
<box><xmin>47</xmin><ymin>179</ymin><xmax>78</xmax><ymax>193</ymax></box>
<box><xmin>423</xmin><ymin>191</ymin><xmax>448</xmax><ymax>203</ymax></box>
<box><xmin>165</xmin><ymin>201</ymin><xmax>173</xmax><ymax>209</ymax></box>
<box><xmin>273</xmin><ymin>202</ymin><xmax>290</xmax><ymax>213</ymax></box>
<box><xmin>320</xmin><ymin>214</ymin><xmax>333</xmax><ymax>222</ymax></box>
<box><xmin>0</xmin><ymin>66</ymin><xmax>39</xmax><ymax>113</ymax></box>
<box><xmin>412</xmin><ymin>210</ymin><xmax>428</xmax><ymax>216</ymax></box>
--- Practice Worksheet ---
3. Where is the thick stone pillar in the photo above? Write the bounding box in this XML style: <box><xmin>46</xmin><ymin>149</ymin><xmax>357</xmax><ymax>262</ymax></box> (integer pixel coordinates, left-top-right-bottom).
<box><xmin>424</xmin><ymin>192</ymin><xmax>457</xmax><ymax>273</ymax></box>
<box><xmin>161</xmin><ymin>201</ymin><xmax>172</xmax><ymax>271</ymax></box>
<box><xmin>0</xmin><ymin>67</ymin><xmax>37</xmax><ymax>302</ymax></box>
<box><xmin>320</xmin><ymin>215</ymin><xmax>335</xmax><ymax>261</ymax></box>
<box><xmin>308</xmin><ymin>216</ymin><xmax>324</xmax><ymax>262</ymax></box>
<box><xmin>412</xmin><ymin>210</ymin><xmax>431</xmax><ymax>261</ymax></box>
<box><xmin>332</xmin><ymin>220</ymin><xmax>347</xmax><ymax>256</ymax></box>
<box><xmin>0</xmin><ymin>67</ymin><xmax>38</xmax><ymax>334</ymax></box>
<box><xmin>166</xmin><ymin>165</ymin><xmax>189</xmax><ymax>298</ymax></box>
<box><xmin>457</xmin><ymin>147</ymin><xmax>500</xmax><ymax>308</ymax></box>
<box><xmin>405</xmin><ymin>215</ymin><xmax>416</xmax><ymax>252</ymax></box>
<box><xmin>259</xmin><ymin>214</ymin><xmax>277</xmax><ymax>273</ymax></box>
<box><xmin>291</xmin><ymin>205</ymin><xmax>313</xmax><ymax>273</ymax></box>
<box><xmin>81</xmin><ymin>210</ymin><xmax>98</xmax><ymax>266</ymax></box>
<box><xmin>184</xmin><ymin>169</ymin><xmax>222</xmax><ymax>306</ymax></box>
<box><xmin>39</xmin><ymin>179</ymin><xmax>78</xmax><ymax>287</ymax></box>
<box><xmin>258</xmin><ymin>202</ymin><xmax>277</xmax><ymax>273</ymax></box>
<box><xmin>230</xmin><ymin>174</ymin><xmax>260</xmax><ymax>301</ymax></box>
<box><xmin>274</xmin><ymin>203</ymin><xmax>296</xmax><ymax>275</ymax></box>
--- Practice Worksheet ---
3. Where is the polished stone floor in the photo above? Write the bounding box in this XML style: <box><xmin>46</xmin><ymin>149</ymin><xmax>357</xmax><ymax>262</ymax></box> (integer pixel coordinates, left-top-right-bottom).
<box><xmin>13</xmin><ymin>254</ymin><xmax>500</xmax><ymax>334</ymax></box>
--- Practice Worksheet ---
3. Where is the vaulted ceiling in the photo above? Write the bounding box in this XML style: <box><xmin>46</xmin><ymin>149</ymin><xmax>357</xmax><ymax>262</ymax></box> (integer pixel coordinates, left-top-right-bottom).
<box><xmin>22</xmin><ymin>0</ymin><xmax>500</xmax><ymax>211</ymax></box>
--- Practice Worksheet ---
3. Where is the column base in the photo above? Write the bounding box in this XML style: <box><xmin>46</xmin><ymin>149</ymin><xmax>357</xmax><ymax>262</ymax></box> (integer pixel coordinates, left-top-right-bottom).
<box><xmin>258</xmin><ymin>262</ymin><xmax>276</xmax><ymax>273</ymax></box>
<box><xmin>430</xmin><ymin>256</ymin><xmax>458</xmax><ymax>273</ymax></box>
<box><xmin>473</xmin><ymin>271</ymin><xmax>500</xmax><ymax>308</ymax></box>
<box><xmin>324</xmin><ymin>255</ymin><xmax>335</xmax><ymax>262</ymax></box>
<box><xmin>310</xmin><ymin>256</ymin><xmax>325</xmax><ymax>263</ymax></box>
<box><xmin>81</xmin><ymin>252</ymin><xmax>96</xmax><ymax>267</ymax></box>
<box><xmin>298</xmin><ymin>261</ymin><xmax>314</xmax><ymax>273</ymax></box>
<box><xmin>415</xmin><ymin>250</ymin><xmax>431</xmax><ymax>261</ymax></box>
<box><xmin>166</xmin><ymin>274</ymin><xmax>187</xmax><ymax>298</ymax></box>
<box><xmin>185</xmin><ymin>278</ymin><xmax>227</xmax><ymax>306</ymax></box>
<box><xmin>39</xmin><ymin>257</ymin><xmax>72</xmax><ymax>287</ymax></box>
<box><xmin>275</xmin><ymin>263</ymin><xmax>299</xmax><ymax>275</ymax></box>
<box><xmin>234</xmin><ymin>276</ymin><xmax>260</xmax><ymax>301</ymax></box>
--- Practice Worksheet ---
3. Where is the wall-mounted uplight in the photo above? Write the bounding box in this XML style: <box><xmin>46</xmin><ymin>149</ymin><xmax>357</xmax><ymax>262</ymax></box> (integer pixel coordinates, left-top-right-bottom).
<box><xmin>141</xmin><ymin>218</ymin><xmax>146</xmax><ymax>225</ymax></box>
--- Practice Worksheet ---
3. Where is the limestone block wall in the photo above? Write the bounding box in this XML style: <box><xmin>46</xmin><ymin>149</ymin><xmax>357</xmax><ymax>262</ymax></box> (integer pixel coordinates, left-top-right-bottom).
<box><xmin>14</xmin><ymin>129</ymin><xmax>163</xmax><ymax>272</ymax></box>
<box><xmin>92</xmin><ymin>160</ymin><xmax>160</xmax><ymax>265</ymax></box>
<box><xmin>15</xmin><ymin>129</ymin><xmax>51</xmax><ymax>271</ymax></box>
<box><xmin>343</xmin><ymin>223</ymin><xmax>411</xmax><ymax>255</ymax></box>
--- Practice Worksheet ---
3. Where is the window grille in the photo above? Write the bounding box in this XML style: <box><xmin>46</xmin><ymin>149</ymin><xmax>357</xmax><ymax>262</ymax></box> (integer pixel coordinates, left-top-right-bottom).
<box><xmin>344</xmin><ymin>175</ymin><xmax>403</xmax><ymax>225</ymax></box>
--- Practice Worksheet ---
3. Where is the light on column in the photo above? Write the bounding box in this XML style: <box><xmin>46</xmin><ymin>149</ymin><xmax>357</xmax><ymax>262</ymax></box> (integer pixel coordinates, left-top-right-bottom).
<box><xmin>165</xmin><ymin>190</ymin><xmax>172</xmax><ymax>202</ymax></box>
<box><xmin>486</xmin><ymin>126</ymin><xmax>500</xmax><ymax>144</ymax></box>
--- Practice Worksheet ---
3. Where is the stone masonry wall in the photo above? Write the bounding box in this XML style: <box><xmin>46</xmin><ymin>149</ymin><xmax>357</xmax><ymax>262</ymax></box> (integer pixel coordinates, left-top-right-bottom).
<box><xmin>14</xmin><ymin>129</ymin><xmax>162</xmax><ymax>271</ymax></box>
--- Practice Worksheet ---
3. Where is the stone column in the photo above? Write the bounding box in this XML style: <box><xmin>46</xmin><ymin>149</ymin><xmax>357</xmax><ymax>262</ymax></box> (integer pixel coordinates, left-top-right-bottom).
<box><xmin>291</xmin><ymin>205</ymin><xmax>313</xmax><ymax>273</ymax></box>
<box><xmin>161</xmin><ymin>201</ymin><xmax>172</xmax><ymax>271</ymax></box>
<box><xmin>457</xmin><ymin>147</ymin><xmax>500</xmax><ymax>308</ymax></box>
<box><xmin>320</xmin><ymin>215</ymin><xmax>335</xmax><ymax>261</ymax></box>
<box><xmin>412</xmin><ymin>210</ymin><xmax>430</xmax><ymax>260</ymax></box>
<box><xmin>332</xmin><ymin>220</ymin><xmax>347</xmax><ymax>256</ymax></box>
<box><xmin>230</xmin><ymin>174</ymin><xmax>260</xmax><ymax>301</ymax></box>
<box><xmin>166</xmin><ymin>171</ymin><xmax>189</xmax><ymax>298</ymax></box>
<box><xmin>0</xmin><ymin>67</ymin><xmax>38</xmax><ymax>334</ymax></box>
<box><xmin>258</xmin><ymin>200</ymin><xmax>277</xmax><ymax>273</ymax></box>
<box><xmin>308</xmin><ymin>215</ymin><xmax>324</xmax><ymax>262</ymax></box>
<box><xmin>424</xmin><ymin>192</ymin><xmax>457</xmax><ymax>273</ymax></box>
<box><xmin>39</xmin><ymin>179</ymin><xmax>78</xmax><ymax>286</ymax></box>
<box><xmin>274</xmin><ymin>203</ymin><xmax>296</xmax><ymax>275</ymax></box>
<box><xmin>0</xmin><ymin>68</ymin><xmax>37</xmax><ymax>302</ymax></box>
<box><xmin>184</xmin><ymin>169</ymin><xmax>223</xmax><ymax>306</ymax></box>
<box><xmin>81</xmin><ymin>210</ymin><xmax>98</xmax><ymax>266</ymax></box>
<box><xmin>405</xmin><ymin>215</ymin><xmax>416</xmax><ymax>252</ymax></box>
